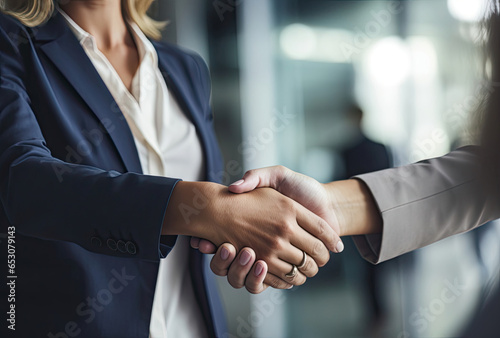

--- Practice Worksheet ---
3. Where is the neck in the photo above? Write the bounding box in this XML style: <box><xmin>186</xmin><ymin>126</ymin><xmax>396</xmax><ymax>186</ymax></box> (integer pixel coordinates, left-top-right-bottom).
<box><xmin>60</xmin><ymin>0</ymin><xmax>130</xmax><ymax>50</ymax></box>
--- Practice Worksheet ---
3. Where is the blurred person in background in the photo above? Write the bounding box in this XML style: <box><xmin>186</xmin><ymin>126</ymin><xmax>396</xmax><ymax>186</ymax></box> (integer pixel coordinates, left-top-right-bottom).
<box><xmin>341</xmin><ymin>104</ymin><xmax>392</xmax><ymax>180</ymax></box>
<box><xmin>339</xmin><ymin>104</ymin><xmax>396</xmax><ymax>336</ymax></box>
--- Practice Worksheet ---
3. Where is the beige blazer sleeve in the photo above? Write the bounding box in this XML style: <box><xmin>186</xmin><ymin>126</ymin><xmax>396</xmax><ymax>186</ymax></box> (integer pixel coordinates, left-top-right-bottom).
<box><xmin>352</xmin><ymin>146</ymin><xmax>500</xmax><ymax>264</ymax></box>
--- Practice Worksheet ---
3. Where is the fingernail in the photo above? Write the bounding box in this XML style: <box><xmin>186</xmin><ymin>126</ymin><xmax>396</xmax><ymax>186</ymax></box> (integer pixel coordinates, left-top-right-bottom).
<box><xmin>239</xmin><ymin>250</ymin><xmax>251</xmax><ymax>265</ymax></box>
<box><xmin>230</xmin><ymin>179</ymin><xmax>244</xmax><ymax>186</ymax></box>
<box><xmin>336</xmin><ymin>241</ymin><xmax>344</xmax><ymax>253</ymax></box>
<box><xmin>190</xmin><ymin>237</ymin><xmax>200</xmax><ymax>248</ymax></box>
<box><xmin>254</xmin><ymin>262</ymin><xmax>264</xmax><ymax>276</ymax></box>
<box><xmin>286</xmin><ymin>285</ymin><xmax>293</xmax><ymax>289</ymax></box>
<box><xmin>221</xmin><ymin>247</ymin><xmax>229</xmax><ymax>260</ymax></box>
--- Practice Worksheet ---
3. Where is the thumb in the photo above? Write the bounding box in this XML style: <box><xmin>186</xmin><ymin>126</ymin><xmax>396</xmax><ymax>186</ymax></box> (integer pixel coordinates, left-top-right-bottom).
<box><xmin>228</xmin><ymin>166</ymin><xmax>288</xmax><ymax>194</ymax></box>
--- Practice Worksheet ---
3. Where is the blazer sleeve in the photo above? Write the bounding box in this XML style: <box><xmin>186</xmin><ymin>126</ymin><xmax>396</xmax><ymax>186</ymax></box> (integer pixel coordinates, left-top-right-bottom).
<box><xmin>0</xmin><ymin>19</ymin><xmax>178</xmax><ymax>262</ymax></box>
<box><xmin>352</xmin><ymin>146</ymin><xmax>500</xmax><ymax>264</ymax></box>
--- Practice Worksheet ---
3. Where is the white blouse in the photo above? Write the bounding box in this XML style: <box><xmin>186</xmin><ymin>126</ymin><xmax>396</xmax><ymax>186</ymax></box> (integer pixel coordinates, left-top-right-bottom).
<box><xmin>59</xmin><ymin>9</ymin><xmax>207</xmax><ymax>338</ymax></box>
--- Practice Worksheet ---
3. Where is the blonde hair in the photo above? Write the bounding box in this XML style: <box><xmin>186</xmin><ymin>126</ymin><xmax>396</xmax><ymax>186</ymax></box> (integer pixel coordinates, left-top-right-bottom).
<box><xmin>0</xmin><ymin>0</ymin><xmax>165</xmax><ymax>40</ymax></box>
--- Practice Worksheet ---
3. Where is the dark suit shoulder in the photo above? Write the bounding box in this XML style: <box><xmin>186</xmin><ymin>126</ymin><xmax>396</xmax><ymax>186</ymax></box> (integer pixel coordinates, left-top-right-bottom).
<box><xmin>152</xmin><ymin>40</ymin><xmax>211</xmax><ymax>99</ymax></box>
<box><xmin>153</xmin><ymin>40</ymin><xmax>196</xmax><ymax>58</ymax></box>
<box><xmin>0</xmin><ymin>11</ymin><xmax>26</xmax><ymax>30</ymax></box>
<box><xmin>0</xmin><ymin>11</ymin><xmax>32</xmax><ymax>47</ymax></box>
<box><xmin>0</xmin><ymin>11</ymin><xmax>44</xmax><ymax>63</ymax></box>
<box><xmin>153</xmin><ymin>40</ymin><xmax>208</xmax><ymax>72</ymax></box>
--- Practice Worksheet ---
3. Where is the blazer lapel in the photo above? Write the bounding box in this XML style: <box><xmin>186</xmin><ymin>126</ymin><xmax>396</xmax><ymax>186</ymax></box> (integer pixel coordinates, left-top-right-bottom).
<box><xmin>153</xmin><ymin>44</ymin><xmax>215</xmax><ymax>181</ymax></box>
<box><xmin>33</xmin><ymin>12</ymin><xmax>143</xmax><ymax>174</ymax></box>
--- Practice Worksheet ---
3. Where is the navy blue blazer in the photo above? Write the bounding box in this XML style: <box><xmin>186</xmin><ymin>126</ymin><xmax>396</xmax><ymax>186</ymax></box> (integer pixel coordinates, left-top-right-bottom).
<box><xmin>0</xmin><ymin>10</ymin><xmax>225</xmax><ymax>338</ymax></box>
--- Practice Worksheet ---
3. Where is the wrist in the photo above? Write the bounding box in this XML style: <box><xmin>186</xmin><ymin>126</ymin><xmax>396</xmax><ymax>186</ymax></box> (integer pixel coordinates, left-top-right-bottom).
<box><xmin>162</xmin><ymin>181</ymin><xmax>223</xmax><ymax>239</ymax></box>
<box><xmin>325</xmin><ymin>179</ymin><xmax>382</xmax><ymax>236</ymax></box>
<box><xmin>324</xmin><ymin>182</ymin><xmax>349</xmax><ymax>237</ymax></box>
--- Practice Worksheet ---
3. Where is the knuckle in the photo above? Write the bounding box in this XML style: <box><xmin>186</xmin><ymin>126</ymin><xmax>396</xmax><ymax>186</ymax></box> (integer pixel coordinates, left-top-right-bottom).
<box><xmin>317</xmin><ymin>219</ymin><xmax>332</xmax><ymax>242</ymax></box>
<box><xmin>268</xmin><ymin>277</ymin><xmax>283</xmax><ymax>289</ymax></box>
<box><xmin>280</xmin><ymin>222</ymin><xmax>294</xmax><ymax>237</ymax></box>
<box><xmin>278</xmin><ymin>197</ymin><xmax>295</xmax><ymax>214</ymax></box>
<box><xmin>210</xmin><ymin>262</ymin><xmax>227</xmax><ymax>277</ymax></box>
<box><xmin>245</xmin><ymin>282</ymin><xmax>262</xmax><ymax>294</ymax></box>
<box><xmin>244</xmin><ymin>169</ymin><xmax>256</xmax><ymax>178</ymax></box>
<box><xmin>285</xmin><ymin>273</ymin><xmax>303</xmax><ymax>286</ymax></box>
<box><xmin>311</xmin><ymin>240</ymin><xmax>323</xmax><ymax>256</ymax></box>
<box><xmin>301</xmin><ymin>259</ymin><xmax>318</xmax><ymax>277</ymax></box>
<box><xmin>318</xmin><ymin>254</ymin><xmax>329</xmax><ymax>267</ymax></box>
<box><xmin>285</xmin><ymin>274</ymin><xmax>296</xmax><ymax>284</ymax></box>
<box><xmin>276</xmin><ymin>165</ymin><xmax>288</xmax><ymax>176</ymax></box>
<box><xmin>293</xmin><ymin>275</ymin><xmax>306</xmax><ymax>286</ymax></box>
<box><xmin>268</xmin><ymin>276</ymin><xmax>288</xmax><ymax>289</ymax></box>
<box><xmin>227</xmin><ymin>275</ymin><xmax>244</xmax><ymax>289</ymax></box>
<box><xmin>246</xmin><ymin>286</ymin><xmax>260</xmax><ymax>294</ymax></box>
<box><xmin>268</xmin><ymin>238</ymin><xmax>281</xmax><ymax>252</ymax></box>
<box><xmin>312</xmin><ymin>241</ymin><xmax>329</xmax><ymax>266</ymax></box>
<box><xmin>316</xmin><ymin>219</ymin><xmax>327</xmax><ymax>237</ymax></box>
<box><xmin>211</xmin><ymin>268</ymin><xmax>226</xmax><ymax>277</ymax></box>
<box><xmin>319</xmin><ymin>220</ymin><xmax>336</xmax><ymax>249</ymax></box>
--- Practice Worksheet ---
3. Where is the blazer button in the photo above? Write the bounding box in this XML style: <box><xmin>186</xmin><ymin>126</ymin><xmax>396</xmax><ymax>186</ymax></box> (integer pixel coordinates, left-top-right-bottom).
<box><xmin>90</xmin><ymin>236</ymin><xmax>102</xmax><ymax>247</ymax></box>
<box><xmin>117</xmin><ymin>240</ymin><xmax>127</xmax><ymax>253</ymax></box>
<box><xmin>126</xmin><ymin>241</ymin><xmax>137</xmax><ymax>255</ymax></box>
<box><xmin>107</xmin><ymin>238</ymin><xmax>117</xmax><ymax>251</ymax></box>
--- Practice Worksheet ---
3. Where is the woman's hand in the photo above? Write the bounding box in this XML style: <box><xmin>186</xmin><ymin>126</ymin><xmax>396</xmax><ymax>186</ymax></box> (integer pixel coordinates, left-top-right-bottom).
<box><xmin>208</xmin><ymin>243</ymin><xmax>271</xmax><ymax>294</ymax></box>
<box><xmin>163</xmin><ymin>181</ymin><xmax>341</xmax><ymax>287</ymax></box>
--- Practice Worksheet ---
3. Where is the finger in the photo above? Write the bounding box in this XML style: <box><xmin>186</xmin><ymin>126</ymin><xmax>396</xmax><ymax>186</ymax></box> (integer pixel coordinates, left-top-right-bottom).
<box><xmin>263</xmin><ymin>273</ymin><xmax>294</xmax><ymax>290</ymax></box>
<box><xmin>267</xmin><ymin>259</ymin><xmax>307</xmax><ymax>286</ymax></box>
<box><xmin>294</xmin><ymin>201</ymin><xmax>339</xmax><ymax>253</ymax></box>
<box><xmin>245</xmin><ymin>261</ymin><xmax>269</xmax><ymax>294</ymax></box>
<box><xmin>198</xmin><ymin>239</ymin><xmax>217</xmax><ymax>254</ymax></box>
<box><xmin>228</xmin><ymin>166</ymin><xmax>288</xmax><ymax>194</ymax></box>
<box><xmin>227</xmin><ymin>248</ymin><xmax>256</xmax><ymax>289</ymax></box>
<box><xmin>288</xmin><ymin>215</ymin><xmax>331</xmax><ymax>267</ymax></box>
<box><xmin>190</xmin><ymin>237</ymin><xmax>200</xmax><ymax>249</ymax></box>
<box><xmin>290</xmin><ymin>228</ymin><xmax>330</xmax><ymax>268</ymax></box>
<box><xmin>210</xmin><ymin>243</ymin><xmax>237</xmax><ymax>277</ymax></box>
<box><xmin>273</xmin><ymin>242</ymin><xmax>319</xmax><ymax>278</ymax></box>
<box><xmin>291</xmin><ymin>250</ymin><xmax>319</xmax><ymax>278</ymax></box>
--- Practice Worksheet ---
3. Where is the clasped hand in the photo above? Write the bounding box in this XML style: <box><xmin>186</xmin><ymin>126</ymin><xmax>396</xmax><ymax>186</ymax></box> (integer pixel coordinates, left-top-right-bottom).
<box><xmin>189</xmin><ymin>166</ymin><xmax>345</xmax><ymax>294</ymax></box>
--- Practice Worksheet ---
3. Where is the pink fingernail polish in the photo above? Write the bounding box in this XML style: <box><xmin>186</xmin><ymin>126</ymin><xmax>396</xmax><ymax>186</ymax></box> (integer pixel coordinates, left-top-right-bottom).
<box><xmin>221</xmin><ymin>247</ymin><xmax>229</xmax><ymax>260</ymax></box>
<box><xmin>254</xmin><ymin>263</ymin><xmax>264</xmax><ymax>276</ymax></box>
<box><xmin>239</xmin><ymin>250</ymin><xmax>251</xmax><ymax>265</ymax></box>
<box><xmin>230</xmin><ymin>179</ymin><xmax>244</xmax><ymax>186</ymax></box>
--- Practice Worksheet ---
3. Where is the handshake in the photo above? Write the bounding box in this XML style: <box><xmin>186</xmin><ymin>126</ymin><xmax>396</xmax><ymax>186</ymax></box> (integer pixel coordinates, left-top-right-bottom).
<box><xmin>163</xmin><ymin>165</ymin><xmax>382</xmax><ymax>294</ymax></box>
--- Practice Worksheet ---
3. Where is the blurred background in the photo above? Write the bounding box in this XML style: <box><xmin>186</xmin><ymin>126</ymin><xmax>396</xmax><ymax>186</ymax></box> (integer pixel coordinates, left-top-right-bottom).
<box><xmin>151</xmin><ymin>0</ymin><xmax>500</xmax><ymax>337</ymax></box>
